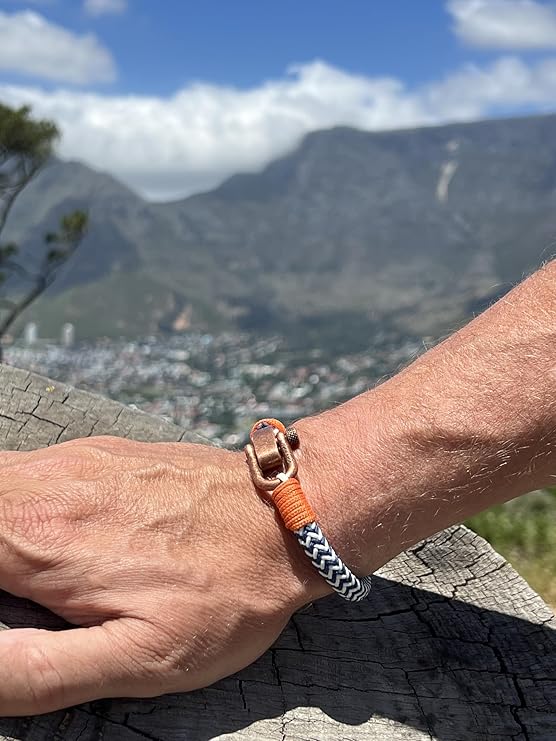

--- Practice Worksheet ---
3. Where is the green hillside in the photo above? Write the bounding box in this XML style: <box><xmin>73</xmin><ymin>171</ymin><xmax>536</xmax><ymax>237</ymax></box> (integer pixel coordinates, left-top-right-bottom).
<box><xmin>467</xmin><ymin>489</ymin><xmax>556</xmax><ymax>608</ymax></box>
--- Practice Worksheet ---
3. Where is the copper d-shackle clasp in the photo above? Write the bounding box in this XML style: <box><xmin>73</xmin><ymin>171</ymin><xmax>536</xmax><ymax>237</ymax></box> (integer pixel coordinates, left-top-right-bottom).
<box><xmin>245</xmin><ymin>426</ymin><xmax>298</xmax><ymax>492</ymax></box>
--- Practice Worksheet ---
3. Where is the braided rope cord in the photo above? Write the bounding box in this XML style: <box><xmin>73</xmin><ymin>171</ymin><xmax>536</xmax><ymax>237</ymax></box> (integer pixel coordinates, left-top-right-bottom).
<box><xmin>295</xmin><ymin>521</ymin><xmax>372</xmax><ymax>602</ymax></box>
<box><xmin>248</xmin><ymin>418</ymin><xmax>372</xmax><ymax>603</ymax></box>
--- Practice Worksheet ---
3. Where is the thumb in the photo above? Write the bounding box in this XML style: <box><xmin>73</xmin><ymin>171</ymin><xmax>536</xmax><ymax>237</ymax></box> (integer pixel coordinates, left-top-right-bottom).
<box><xmin>0</xmin><ymin>621</ymin><xmax>153</xmax><ymax>716</ymax></box>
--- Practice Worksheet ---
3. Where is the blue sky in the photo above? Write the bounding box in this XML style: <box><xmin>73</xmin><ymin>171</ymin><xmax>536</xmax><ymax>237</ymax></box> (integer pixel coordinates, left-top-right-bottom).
<box><xmin>2</xmin><ymin>0</ymin><xmax>556</xmax><ymax>199</ymax></box>
<box><xmin>0</xmin><ymin>2</ymin><xmax>479</xmax><ymax>94</ymax></box>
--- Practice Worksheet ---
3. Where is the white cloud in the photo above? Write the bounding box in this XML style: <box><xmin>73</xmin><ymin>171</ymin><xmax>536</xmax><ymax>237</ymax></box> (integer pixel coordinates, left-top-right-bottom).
<box><xmin>2</xmin><ymin>57</ymin><xmax>556</xmax><ymax>200</ymax></box>
<box><xmin>422</xmin><ymin>56</ymin><xmax>556</xmax><ymax>117</ymax></box>
<box><xmin>0</xmin><ymin>10</ymin><xmax>116</xmax><ymax>84</ymax></box>
<box><xmin>84</xmin><ymin>0</ymin><xmax>127</xmax><ymax>17</ymax></box>
<box><xmin>448</xmin><ymin>0</ymin><xmax>556</xmax><ymax>49</ymax></box>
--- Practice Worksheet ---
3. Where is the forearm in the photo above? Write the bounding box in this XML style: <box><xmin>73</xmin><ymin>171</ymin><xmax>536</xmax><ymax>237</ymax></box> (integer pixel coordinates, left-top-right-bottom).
<box><xmin>296</xmin><ymin>260</ymin><xmax>556</xmax><ymax>597</ymax></box>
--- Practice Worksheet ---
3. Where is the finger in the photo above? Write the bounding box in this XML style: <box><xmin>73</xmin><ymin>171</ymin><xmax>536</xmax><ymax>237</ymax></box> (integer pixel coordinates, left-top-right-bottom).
<box><xmin>0</xmin><ymin>621</ymin><xmax>155</xmax><ymax>716</ymax></box>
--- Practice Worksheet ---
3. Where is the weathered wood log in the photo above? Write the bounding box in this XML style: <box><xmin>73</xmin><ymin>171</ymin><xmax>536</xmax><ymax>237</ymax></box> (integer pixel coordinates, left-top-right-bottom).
<box><xmin>0</xmin><ymin>364</ymin><xmax>554</xmax><ymax>741</ymax></box>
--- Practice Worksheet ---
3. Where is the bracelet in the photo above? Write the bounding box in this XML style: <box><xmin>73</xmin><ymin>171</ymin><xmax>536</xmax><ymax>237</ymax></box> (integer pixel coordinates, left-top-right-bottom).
<box><xmin>245</xmin><ymin>418</ymin><xmax>372</xmax><ymax>602</ymax></box>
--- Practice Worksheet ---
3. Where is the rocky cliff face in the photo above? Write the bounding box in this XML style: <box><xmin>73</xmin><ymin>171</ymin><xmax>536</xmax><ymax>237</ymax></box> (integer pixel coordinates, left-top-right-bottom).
<box><xmin>5</xmin><ymin>112</ymin><xmax>556</xmax><ymax>343</ymax></box>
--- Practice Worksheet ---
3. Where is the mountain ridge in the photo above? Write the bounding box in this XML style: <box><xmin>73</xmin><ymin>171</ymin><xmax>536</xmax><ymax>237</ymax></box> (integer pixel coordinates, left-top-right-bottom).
<box><xmin>3</xmin><ymin>112</ymin><xmax>556</xmax><ymax>345</ymax></box>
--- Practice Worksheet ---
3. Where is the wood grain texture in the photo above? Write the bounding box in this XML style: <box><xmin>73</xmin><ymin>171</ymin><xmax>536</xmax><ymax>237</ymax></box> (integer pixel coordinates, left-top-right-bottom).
<box><xmin>0</xmin><ymin>364</ymin><xmax>554</xmax><ymax>741</ymax></box>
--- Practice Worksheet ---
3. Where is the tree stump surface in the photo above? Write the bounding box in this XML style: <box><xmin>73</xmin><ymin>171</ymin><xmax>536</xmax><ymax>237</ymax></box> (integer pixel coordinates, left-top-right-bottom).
<box><xmin>0</xmin><ymin>364</ymin><xmax>554</xmax><ymax>741</ymax></box>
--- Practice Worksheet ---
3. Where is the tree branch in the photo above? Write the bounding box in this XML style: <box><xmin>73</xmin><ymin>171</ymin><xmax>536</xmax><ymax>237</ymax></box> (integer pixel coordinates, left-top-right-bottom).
<box><xmin>0</xmin><ymin>191</ymin><xmax>25</xmax><ymax>235</ymax></box>
<box><xmin>0</xmin><ymin>212</ymin><xmax>87</xmax><ymax>340</ymax></box>
<box><xmin>0</xmin><ymin>104</ymin><xmax>64</xmax><ymax>350</ymax></box>
<box><xmin>1</xmin><ymin>260</ymin><xmax>38</xmax><ymax>282</ymax></box>
<box><xmin>0</xmin><ymin>276</ymin><xmax>47</xmax><ymax>338</ymax></box>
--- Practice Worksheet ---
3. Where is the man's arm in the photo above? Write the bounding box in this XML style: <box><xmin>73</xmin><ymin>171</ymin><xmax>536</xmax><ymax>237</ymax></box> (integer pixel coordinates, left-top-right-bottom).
<box><xmin>297</xmin><ymin>259</ymin><xmax>556</xmax><ymax>594</ymax></box>
<box><xmin>0</xmin><ymin>261</ymin><xmax>553</xmax><ymax>715</ymax></box>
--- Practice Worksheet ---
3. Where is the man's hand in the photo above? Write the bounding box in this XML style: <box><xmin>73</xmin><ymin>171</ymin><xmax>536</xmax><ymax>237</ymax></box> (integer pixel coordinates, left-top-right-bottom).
<box><xmin>0</xmin><ymin>437</ymin><xmax>318</xmax><ymax>716</ymax></box>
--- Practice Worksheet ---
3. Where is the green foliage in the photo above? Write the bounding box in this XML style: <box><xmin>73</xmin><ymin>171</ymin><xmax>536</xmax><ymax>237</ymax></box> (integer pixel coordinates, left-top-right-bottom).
<box><xmin>0</xmin><ymin>243</ymin><xmax>17</xmax><ymax>258</ymax></box>
<box><xmin>466</xmin><ymin>488</ymin><xmax>556</xmax><ymax>607</ymax></box>
<box><xmin>44</xmin><ymin>209</ymin><xmax>88</xmax><ymax>263</ymax></box>
<box><xmin>0</xmin><ymin>243</ymin><xmax>18</xmax><ymax>286</ymax></box>
<box><xmin>0</xmin><ymin>103</ymin><xmax>58</xmax><ymax>163</ymax></box>
<box><xmin>0</xmin><ymin>103</ymin><xmax>87</xmax><ymax>348</ymax></box>
<box><xmin>0</xmin><ymin>104</ymin><xmax>59</xmax><ymax>231</ymax></box>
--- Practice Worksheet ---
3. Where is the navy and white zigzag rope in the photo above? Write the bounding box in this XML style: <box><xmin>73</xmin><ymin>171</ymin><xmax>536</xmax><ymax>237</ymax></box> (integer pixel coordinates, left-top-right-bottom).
<box><xmin>295</xmin><ymin>521</ymin><xmax>372</xmax><ymax>602</ymax></box>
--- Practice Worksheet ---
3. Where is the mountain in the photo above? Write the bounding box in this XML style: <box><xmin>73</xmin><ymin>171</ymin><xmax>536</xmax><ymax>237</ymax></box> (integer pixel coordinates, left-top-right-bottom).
<box><xmin>4</xmin><ymin>113</ymin><xmax>556</xmax><ymax>345</ymax></box>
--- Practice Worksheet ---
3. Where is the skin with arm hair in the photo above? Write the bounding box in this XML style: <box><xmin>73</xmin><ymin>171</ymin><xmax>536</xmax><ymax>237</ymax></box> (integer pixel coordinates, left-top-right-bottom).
<box><xmin>296</xmin><ymin>259</ymin><xmax>556</xmax><ymax>582</ymax></box>
<box><xmin>0</xmin><ymin>260</ymin><xmax>554</xmax><ymax>715</ymax></box>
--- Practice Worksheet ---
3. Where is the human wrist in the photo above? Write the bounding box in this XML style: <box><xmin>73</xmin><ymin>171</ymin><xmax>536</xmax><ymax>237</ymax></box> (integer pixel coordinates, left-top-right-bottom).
<box><xmin>292</xmin><ymin>403</ymin><xmax>394</xmax><ymax>584</ymax></box>
<box><xmin>236</xmin><ymin>450</ymin><xmax>329</xmax><ymax>607</ymax></box>
<box><xmin>294</xmin><ymin>366</ymin><xmax>552</xmax><ymax>587</ymax></box>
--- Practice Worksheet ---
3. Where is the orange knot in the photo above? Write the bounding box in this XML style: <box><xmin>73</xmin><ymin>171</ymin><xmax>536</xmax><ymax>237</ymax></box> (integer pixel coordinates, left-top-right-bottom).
<box><xmin>272</xmin><ymin>477</ymin><xmax>316</xmax><ymax>531</ymax></box>
<box><xmin>250</xmin><ymin>417</ymin><xmax>287</xmax><ymax>439</ymax></box>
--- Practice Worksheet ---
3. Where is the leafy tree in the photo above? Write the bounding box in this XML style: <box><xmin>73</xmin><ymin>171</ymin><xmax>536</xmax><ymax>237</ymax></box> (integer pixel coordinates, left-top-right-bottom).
<box><xmin>0</xmin><ymin>103</ymin><xmax>88</xmax><ymax>361</ymax></box>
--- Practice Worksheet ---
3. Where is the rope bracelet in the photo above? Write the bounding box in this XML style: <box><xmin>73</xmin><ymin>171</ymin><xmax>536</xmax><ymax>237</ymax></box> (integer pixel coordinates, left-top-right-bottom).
<box><xmin>244</xmin><ymin>418</ymin><xmax>372</xmax><ymax>602</ymax></box>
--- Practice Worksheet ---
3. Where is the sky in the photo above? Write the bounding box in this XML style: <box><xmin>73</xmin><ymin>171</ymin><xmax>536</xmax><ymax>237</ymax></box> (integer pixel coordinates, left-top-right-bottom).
<box><xmin>2</xmin><ymin>0</ymin><xmax>556</xmax><ymax>200</ymax></box>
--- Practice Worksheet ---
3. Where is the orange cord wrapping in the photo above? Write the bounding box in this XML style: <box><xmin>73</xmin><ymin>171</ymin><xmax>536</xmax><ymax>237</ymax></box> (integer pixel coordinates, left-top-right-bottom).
<box><xmin>250</xmin><ymin>417</ymin><xmax>287</xmax><ymax>439</ymax></box>
<box><xmin>272</xmin><ymin>477</ymin><xmax>316</xmax><ymax>531</ymax></box>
